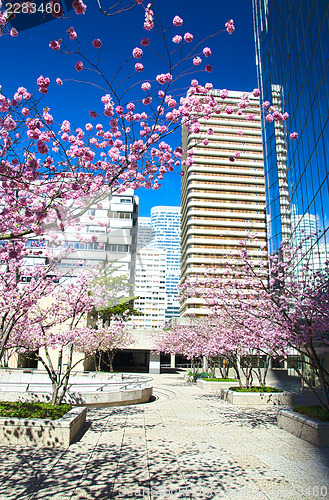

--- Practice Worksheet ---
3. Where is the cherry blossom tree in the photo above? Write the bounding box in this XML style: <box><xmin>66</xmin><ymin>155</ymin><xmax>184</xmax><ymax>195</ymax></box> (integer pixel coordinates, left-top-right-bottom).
<box><xmin>9</xmin><ymin>263</ymin><xmax>133</xmax><ymax>404</ymax></box>
<box><xmin>75</xmin><ymin>323</ymin><xmax>133</xmax><ymax>372</ymax></box>
<box><xmin>0</xmin><ymin>241</ymin><xmax>59</xmax><ymax>364</ymax></box>
<box><xmin>181</xmin><ymin>238</ymin><xmax>329</xmax><ymax>409</ymax></box>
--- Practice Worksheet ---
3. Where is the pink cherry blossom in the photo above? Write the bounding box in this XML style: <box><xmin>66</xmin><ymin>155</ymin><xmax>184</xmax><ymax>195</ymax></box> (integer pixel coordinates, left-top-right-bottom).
<box><xmin>56</xmin><ymin>78</ymin><xmax>63</xmax><ymax>85</ymax></box>
<box><xmin>144</xmin><ymin>4</ymin><xmax>154</xmax><ymax>30</ymax></box>
<box><xmin>141</xmin><ymin>82</ymin><xmax>151</xmax><ymax>91</ymax></box>
<box><xmin>273</xmin><ymin>110</ymin><xmax>283</xmax><ymax>120</ymax></box>
<box><xmin>193</xmin><ymin>57</ymin><xmax>202</xmax><ymax>66</ymax></box>
<box><xmin>49</xmin><ymin>40</ymin><xmax>61</xmax><ymax>50</ymax></box>
<box><xmin>132</xmin><ymin>47</ymin><xmax>143</xmax><ymax>58</ymax></box>
<box><xmin>135</xmin><ymin>63</ymin><xmax>144</xmax><ymax>72</ymax></box>
<box><xmin>203</xmin><ymin>47</ymin><xmax>212</xmax><ymax>57</ymax></box>
<box><xmin>140</xmin><ymin>38</ymin><xmax>149</xmax><ymax>46</ymax></box>
<box><xmin>37</xmin><ymin>75</ymin><xmax>50</xmax><ymax>94</ymax></box>
<box><xmin>75</xmin><ymin>61</ymin><xmax>84</xmax><ymax>71</ymax></box>
<box><xmin>225</xmin><ymin>19</ymin><xmax>235</xmax><ymax>34</ymax></box>
<box><xmin>172</xmin><ymin>35</ymin><xmax>182</xmax><ymax>43</ymax></box>
<box><xmin>72</xmin><ymin>0</ymin><xmax>86</xmax><ymax>14</ymax></box>
<box><xmin>92</xmin><ymin>39</ymin><xmax>102</xmax><ymax>48</ymax></box>
<box><xmin>156</xmin><ymin>73</ymin><xmax>172</xmax><ymax>84</ymax></box>
<box><xmin>205</xmin><ymin>65</ymin><xmax>213</xmax><ymax>72</ymax></box>
<box><xmin>184</xmin><ymin>32</ymin><xmax>193</xmax><ymax>42</ymax></box>
<box><xmin>290</xmin><ymin>132</ymin><xmax>298</xmax><ymax>139</ymax></box>
<box><xmin>173</xmin><ymin>15</ymin><xmax>183</xmax><ymax>26</ymax></box>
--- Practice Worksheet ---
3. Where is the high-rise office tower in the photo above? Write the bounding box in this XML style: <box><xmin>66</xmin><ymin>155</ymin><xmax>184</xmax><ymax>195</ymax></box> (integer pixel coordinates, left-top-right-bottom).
<box><xmin>130</xmin><ymin>248</ymin><xmax>167</xmax><ymax>329</ymax></box>
<box><xmin>149</xmin><ymin>207</ymin><xmax>181</xmax><ymax>319</ymax></box>
<box><xmin>180</xmin><ymin>90</ymin><xmax>267</xmax><ymax>316</ymax></box>
<box><xmin>252</xmin><ymin>0</ymin><xmax>329</xmax><ymax>268</ymax></box>
<box><xmin>136</xmin><ymin>216</ymin><xmax>155</xmax><ymax>250</ymax></box>
<box><xmin>136</xmin><ymin>206</ymin><xmax>181</xmax><ymax>320</ymax></box>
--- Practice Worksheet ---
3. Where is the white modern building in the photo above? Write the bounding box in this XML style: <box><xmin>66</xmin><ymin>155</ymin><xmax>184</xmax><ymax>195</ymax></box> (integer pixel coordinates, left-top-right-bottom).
<box><xmin>136</xmin><ymin>206</ymin><xmax>181</xmax><ymax>320</ymax></box>
<box><xmin>180</xmin><ymin>90</ymin><xmax>267</xmax><ymax>316</ymax></box>
<box><xmin>41</xmin><ymin>189</ymin><xmax>139</xmax><ymax>287</ymax></box>
<box><xmin>149</xmin><ymin>207</ymin><xmax>181</xmax><ymax>319</ymax></box>
<box><xmin>129</xmin><ymin>248</ymin><xmax>167</xmax><ymax>329</ymax></box>
<box><xmin>136</xmin><ymin>216</ymin><xmax>154</xmax><ymax>250</ymax></box>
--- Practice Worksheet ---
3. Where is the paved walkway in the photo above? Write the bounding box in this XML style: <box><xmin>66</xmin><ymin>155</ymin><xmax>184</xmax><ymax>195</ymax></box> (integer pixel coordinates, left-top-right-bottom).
<box><xmin>0</xmin><ymin>373</ymin><xmax>329</xmax><ymax>500</ymax></box>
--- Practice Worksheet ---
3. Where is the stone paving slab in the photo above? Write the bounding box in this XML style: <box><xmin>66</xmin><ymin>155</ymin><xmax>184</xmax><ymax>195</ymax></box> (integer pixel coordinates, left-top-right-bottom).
<box><xmin>0</xmin><ymin>372</ymin><xmax>328</xmax><ymax>499</ymax></box>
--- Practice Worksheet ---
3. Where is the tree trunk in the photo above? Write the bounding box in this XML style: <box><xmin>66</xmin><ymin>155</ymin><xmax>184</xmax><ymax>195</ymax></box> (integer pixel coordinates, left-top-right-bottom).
<box><xmin>58</xmin><ymin>345</ymin><xmax>74</xmax><ymax>405</ymax></box>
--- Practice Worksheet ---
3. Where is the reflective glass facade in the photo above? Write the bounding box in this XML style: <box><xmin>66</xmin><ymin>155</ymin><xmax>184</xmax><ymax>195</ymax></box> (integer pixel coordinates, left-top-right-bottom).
<box><xmin>252</xmin><ymin>0</ymin><xmax>329</xmax><ymax>268</ymax></box>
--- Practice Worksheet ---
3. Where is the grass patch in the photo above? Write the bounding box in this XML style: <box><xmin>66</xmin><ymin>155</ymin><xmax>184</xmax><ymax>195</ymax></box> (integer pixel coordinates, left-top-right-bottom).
<box><xmin>230</xmin><ymin>386</ymin><xmax>283</xmax><ymax>393</ymax></box>
<box><xmin>203</xmin><ymin>378</ymin><xmax>237</xmax><ymax>382</ymax></box>
<box><xmin>0</xmin><ymin>401</ymin><xmax>72</xmax><ymax>420</ymax></box>
<box><xmin>294</xmin><ymin>405</ymin><xmax>329</xmax><ymax>422</ymax></box>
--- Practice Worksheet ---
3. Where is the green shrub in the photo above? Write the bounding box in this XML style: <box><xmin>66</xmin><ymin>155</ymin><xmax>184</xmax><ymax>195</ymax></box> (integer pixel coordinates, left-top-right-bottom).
<box><xmin>230</xmin><ymin>386</ymin><xmax>283</xmax><ymax>393</ymax></box>
<box><xmin>293</xmin><ymin>405</ymin><xmax>329</xmax><ymax>422</ymax></box>
<box><xmin>187</xmin><ymin>371</ymin><xmax>211</xmax><ymax>379</ymax></box>
<box><xmin>203</xmin><ymin>378</ymin><xmax>236</xmax><ymax>382</ymax></box>
<box><xmin>0</xmin><ymin>401</ymin><xmax>72</xmax><ymax>420</ymax></box>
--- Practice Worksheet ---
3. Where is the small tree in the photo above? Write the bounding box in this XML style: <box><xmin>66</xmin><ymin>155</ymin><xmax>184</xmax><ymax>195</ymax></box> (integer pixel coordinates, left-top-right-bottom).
<box><xmin>196</xmin><ymin>239</ymin><xmax>329</xmax><ymax>409</ymax></box>
<box><xmin>10</xmin><ymin>263</ymin><xmax>133</xmax><ymax>403</ymax></box>
<box><xmin>75</xmin><ymin>323</ymin><xmax>134</xmax><ymax>372</ymax></box>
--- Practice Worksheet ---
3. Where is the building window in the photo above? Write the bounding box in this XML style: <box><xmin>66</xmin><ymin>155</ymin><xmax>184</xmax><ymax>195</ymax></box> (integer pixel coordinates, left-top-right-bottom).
<box><xmin>108</xmin><ymin>244</ymin><xmax>130</xmax><ymax>252</ymax></box>
<box><xmin>108</xmin><ymin>211</ymin><xmax>131</xmax><ymax>219</ymax></box>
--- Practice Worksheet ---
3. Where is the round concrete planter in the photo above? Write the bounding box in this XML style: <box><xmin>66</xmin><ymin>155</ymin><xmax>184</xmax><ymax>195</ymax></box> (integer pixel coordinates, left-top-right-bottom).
<box><xmin>0</xmin><ymin>370</ymin><xmax>153</xmax><ymax>407</ymax></box>
<box><xmin>277</xmin><ymin>409</ymin><xmax>329</xmax><ymax>448</ymax></box>
<box><xmin>196</xmin><ymin>379</ymin><xmax>240</xmax><ymax>392</ymax></box>
<box><xmin>220</xmin><ymin>388</ymin><xmax>294</xmax><ymax>406</ymax></box>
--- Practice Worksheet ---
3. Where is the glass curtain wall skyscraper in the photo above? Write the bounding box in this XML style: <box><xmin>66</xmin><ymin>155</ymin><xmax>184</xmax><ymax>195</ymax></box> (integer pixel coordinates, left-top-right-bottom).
<box><xmin>136</xmin><ymin>207</ymin><xmax>181</xmax><ymax>320</ymax></box>
<box><xmin>149</xmin><ymin>207</ymin><xmax>181</xmax><ymax>319</ymax></box>
<box><xmin>252</xmin><ymin>0</ymin><xmax>329</xmax><ymax>269</ymax></box>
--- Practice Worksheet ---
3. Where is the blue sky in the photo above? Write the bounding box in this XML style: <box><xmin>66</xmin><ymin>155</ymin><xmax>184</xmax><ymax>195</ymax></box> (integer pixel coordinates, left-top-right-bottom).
<box><xmin>1</xmin><ymin>0</ymin><xmax>258</xmax><ymax>216</ymax></box>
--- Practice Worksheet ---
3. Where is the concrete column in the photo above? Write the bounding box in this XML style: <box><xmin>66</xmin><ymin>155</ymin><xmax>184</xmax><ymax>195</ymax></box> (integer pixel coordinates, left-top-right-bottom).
<box><xmin>170</xmin><ymin>354</ymin><xmax>176</xmax><ymax>368</ymax></box>
<box><xmin>202</xmin><ymin>356</ymin><xmax>208</xmax><ymax>372</ymax></box>
<box><xmin>149</xmin><ymin>353</ymin><xmax>160</xmax><ymax>374</ymax></box>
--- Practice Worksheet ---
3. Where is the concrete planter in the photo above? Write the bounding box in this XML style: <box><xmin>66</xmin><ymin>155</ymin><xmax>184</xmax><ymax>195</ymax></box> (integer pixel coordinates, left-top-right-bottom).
<box><xmin>64</xmin><ymin>385</ymin><xmax>153</xmax><ymax>407</ymax></box>
<box><xmin>0</xmin><ymin>386</ymin><xmax>153</xmax><ymax>408</ymax></box>
<box><xmin>196</xmin><ymin>379</ymin><xmax>240</xmax><ymax>392</ymax></box>
<box><xmin>0</xmin><ymin>406</ymin><xmax>86</xmax><ymax>448</ymax></box>
<box><xmin>220</xmin><ymin>388</ymin><xmax>294</xmax><ymax>406</ymax></box>
<box><xmin>277</xmin><ymin>409</ymin><xmax>329</xmax><ymax>448</ymax></box>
